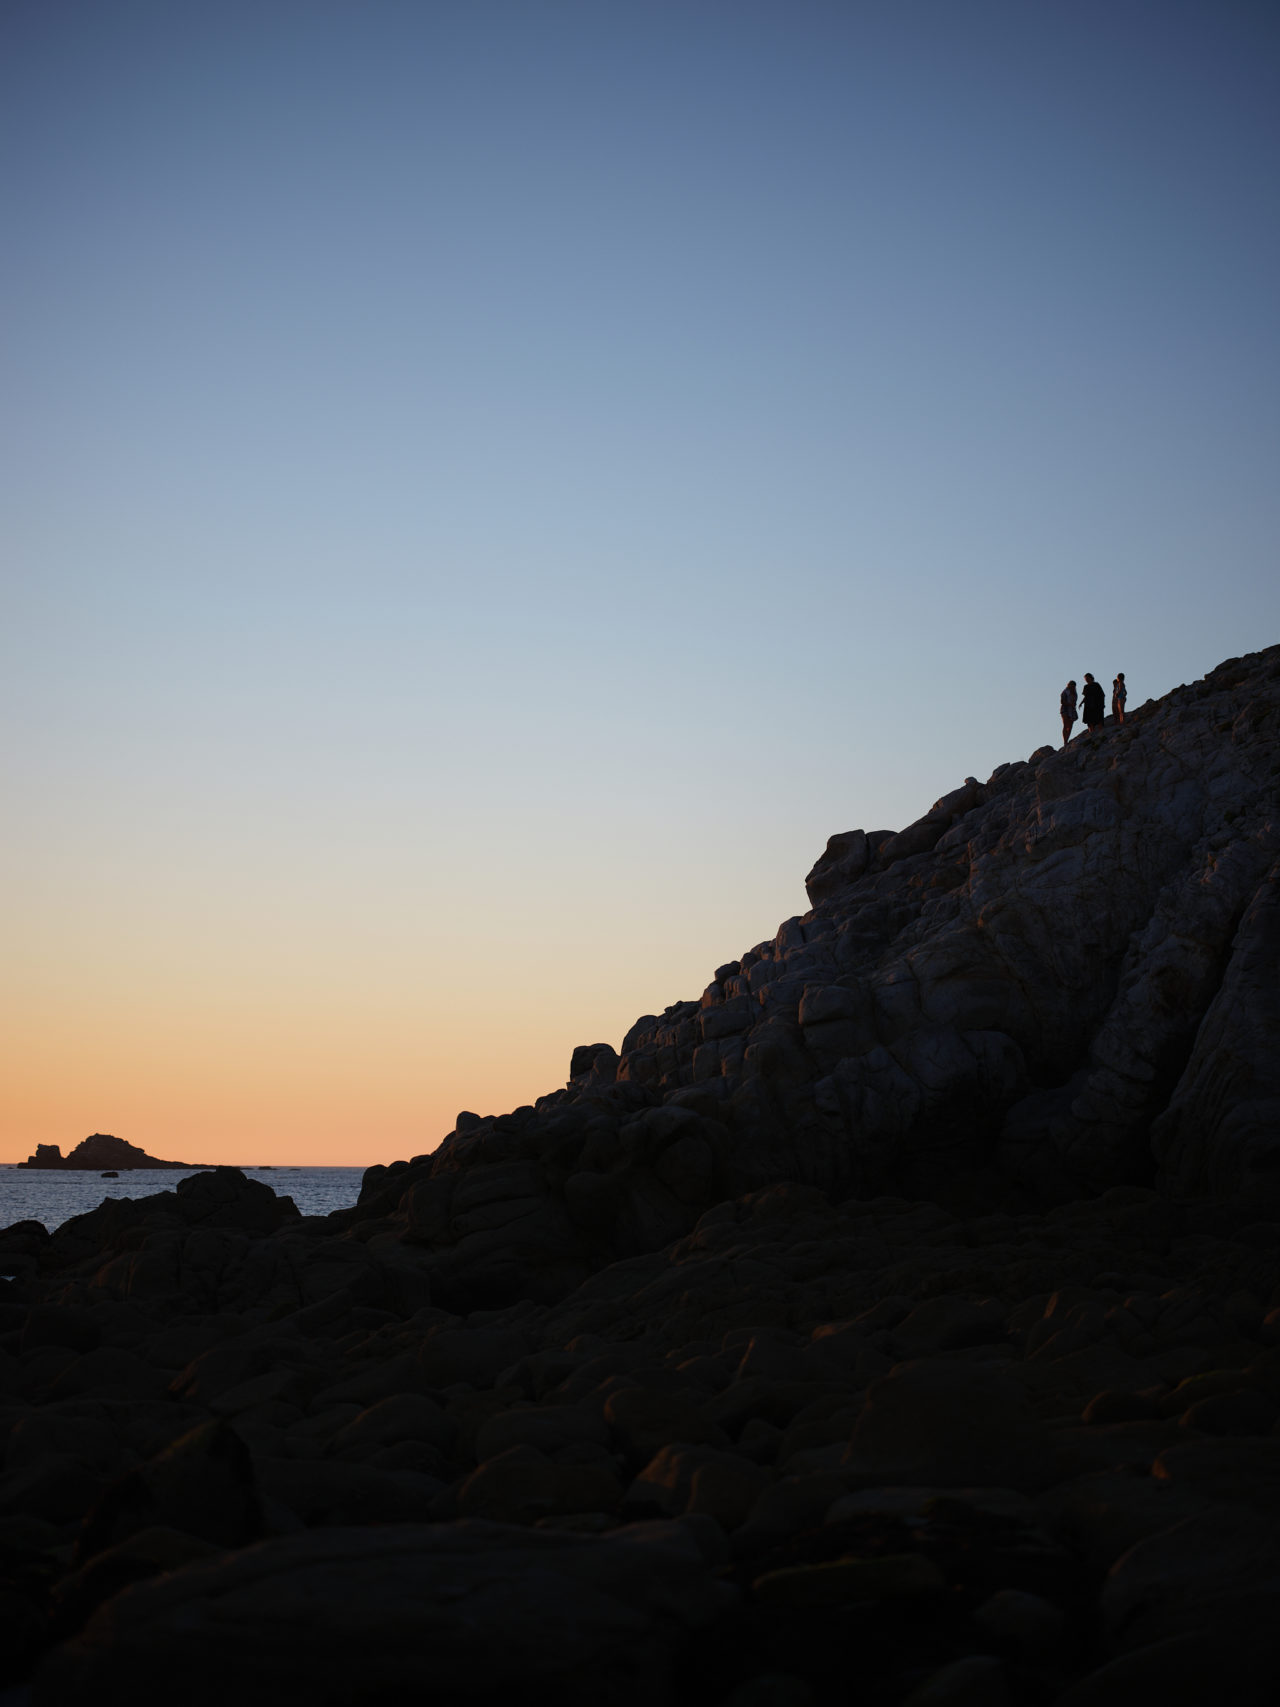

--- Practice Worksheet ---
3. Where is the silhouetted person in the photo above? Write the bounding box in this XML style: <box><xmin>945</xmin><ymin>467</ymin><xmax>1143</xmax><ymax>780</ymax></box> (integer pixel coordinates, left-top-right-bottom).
<box><xmin>1082</xmin><ymin>673</ymin><xmax>1105</xmax><ymax>732</ymax></box>
<box><xmin>1060</xmin><ymin>679</ymin><xmax>1078</xmax><ymax>746</ymax></box>
<box><xmin>1112</xmin><ymin>671</ymin><xmax>1127</xmax><ymax>723</ymax></box>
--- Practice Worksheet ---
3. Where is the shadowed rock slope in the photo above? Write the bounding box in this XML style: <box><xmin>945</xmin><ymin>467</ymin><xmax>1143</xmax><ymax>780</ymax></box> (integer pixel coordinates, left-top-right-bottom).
<box><xmin>3</xmin><ymin>643</ymin><xmax>1279</xmax><ymax>1706</ymax></box>
<box><xmin>345</xmin><ymin>643</ymin><xmax>1280</xmax><ymax>1310</ymax></box>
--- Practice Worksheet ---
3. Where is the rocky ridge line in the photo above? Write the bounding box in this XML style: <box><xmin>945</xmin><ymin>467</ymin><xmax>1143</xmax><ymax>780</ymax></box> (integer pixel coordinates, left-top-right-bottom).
<box><xmin>344</xmin><ymin>643</ymin><xmax>1280</xmax><ymax>1311</ymax></box>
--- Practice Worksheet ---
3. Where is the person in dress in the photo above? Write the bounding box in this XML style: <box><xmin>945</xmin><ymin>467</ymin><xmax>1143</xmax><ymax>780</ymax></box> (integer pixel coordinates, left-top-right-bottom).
<box><xmin>1082</xmin><ymin>673</ymin><xmax>1106</xmax><ymax>733</ymax></box>
<box><xmin>1112</xmin><ymin>671</ymin><xmax>1127</xmax><ymax>724</ymax></box>
<box><xmin>1060</xmin><ymin>679</ymin><xmax>1078</xmax><ymax>746</ymax></box>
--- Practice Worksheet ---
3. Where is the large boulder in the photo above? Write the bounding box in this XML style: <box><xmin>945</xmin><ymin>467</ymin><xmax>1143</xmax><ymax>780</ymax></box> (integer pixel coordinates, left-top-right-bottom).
<box><xmin>842</xmin><ymin>1358</ymin><xmax>1057</xmax><ymax>1491</ymax></box>
<box><xmin>36</xmin><ymin>1521</ymin><xmax>735</xmax><ymax>1707</ymax></box>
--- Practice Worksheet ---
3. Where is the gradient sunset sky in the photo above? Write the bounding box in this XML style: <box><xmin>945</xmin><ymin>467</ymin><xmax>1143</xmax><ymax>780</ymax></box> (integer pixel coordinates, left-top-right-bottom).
<box><xmin>3</xmin><ymin>1</ymin><xmax>1278</xmax><ymax>1165</ymax></box>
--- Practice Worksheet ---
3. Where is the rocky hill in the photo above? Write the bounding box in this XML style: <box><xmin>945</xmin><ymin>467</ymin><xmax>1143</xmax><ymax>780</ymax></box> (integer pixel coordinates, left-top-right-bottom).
<box><xmin>343</xmin><ymin>642</ymin><xmax>1280</xmax><ymax>1310</ymax></box>
<box><xmin>2</xmin><ymin>643</ymin><xmax>1278</xmax><ymax>1705</ymax></box>
<box><xmin>18</xmin><ymin>1134</ymin><xmax>210</xmax><ymax>1171</ymax></box>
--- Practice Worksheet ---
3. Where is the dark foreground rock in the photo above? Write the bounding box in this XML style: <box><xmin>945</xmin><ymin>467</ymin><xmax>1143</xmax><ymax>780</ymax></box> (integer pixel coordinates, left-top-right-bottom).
<box><xmin>37</xmin><ymin>1520</ymin><xmax>732</xmax><ymax>1707</ymax></box>
<box><xmin>4</xmin><ymin>1172</ymin><xmax>1279</xmax><ymax>1701</ymax></box>
<box><xmin>3</xmin><ymin>645</ymin><xmax>1280</xmax><ymax>1704</ymax></box>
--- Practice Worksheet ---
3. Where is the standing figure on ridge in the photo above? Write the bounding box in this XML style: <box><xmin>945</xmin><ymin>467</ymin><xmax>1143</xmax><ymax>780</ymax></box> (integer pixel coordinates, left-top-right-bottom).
<box><xmin>1082</xmin><ymin>673</ymin><xmax>1106</xmax><ymax>733</ymax></box>
<box><xmin>1060</xmin><ymin>679</ymin><xmax>1078</xmax><ymax>746</ymax></box>
<box><xmin>1112</xmin><ymin>671</ymin><xmax>1127</xmax><ymax>724</ymax></box>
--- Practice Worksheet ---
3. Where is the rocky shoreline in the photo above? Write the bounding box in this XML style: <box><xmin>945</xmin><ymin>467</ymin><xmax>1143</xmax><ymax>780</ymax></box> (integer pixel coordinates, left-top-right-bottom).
<box><xmin>3</xmin><ymin>644</ymin><xmax>1278</xmax><ymax>1704</ymax></box>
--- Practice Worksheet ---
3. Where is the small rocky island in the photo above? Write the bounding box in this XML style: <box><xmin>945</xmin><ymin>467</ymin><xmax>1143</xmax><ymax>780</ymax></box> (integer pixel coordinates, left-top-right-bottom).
<box><xmin>17</xmin><ymin>1133</ymin><xmax>210</xmax><ymax>1172</ymax></box>
<box><xmin>2</xmin><ymin>644</ymin><xmax>1278</xmax><ymax>1704</ymax></box>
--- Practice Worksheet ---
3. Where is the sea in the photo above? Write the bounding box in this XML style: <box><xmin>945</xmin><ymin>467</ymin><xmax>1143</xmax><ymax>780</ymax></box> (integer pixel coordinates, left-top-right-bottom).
<box><xmin>0</xmin><ymin>1165</ymin><xmax>366</xmax><ymax>1234</ymax></box>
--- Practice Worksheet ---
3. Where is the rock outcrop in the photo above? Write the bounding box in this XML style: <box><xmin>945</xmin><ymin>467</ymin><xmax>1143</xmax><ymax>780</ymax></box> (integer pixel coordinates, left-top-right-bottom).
<box><xmin>19</xmin><ymin>1134</ymin><xmax>212</xmax><ymax>1171</ymax></box>
<box><xmin>3</xmin><ymin>644</ymin><xmax>1279</xmax><ymax>1704</ymax></box>
<box><xmin>331</xmin><ymin>644</ymin><xmax>1280</xmax><ymax>1309</ymax></box>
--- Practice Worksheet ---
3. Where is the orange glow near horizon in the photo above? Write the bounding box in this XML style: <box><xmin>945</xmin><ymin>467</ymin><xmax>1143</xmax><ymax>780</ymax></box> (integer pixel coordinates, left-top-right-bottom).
<box><xmin>0</xmin><ymin>828</ymin><xmax>817</xmax><ymax>1168</ymax></box>
<box><xmin>2</xmin><ymin>958</ymin><xmax>627</xmax><ymax>1168</ymax></box>
<box><xmin>2</xmin><ymin>974</ymin><xmax>634</xmax><ymax>1167</ymax></box>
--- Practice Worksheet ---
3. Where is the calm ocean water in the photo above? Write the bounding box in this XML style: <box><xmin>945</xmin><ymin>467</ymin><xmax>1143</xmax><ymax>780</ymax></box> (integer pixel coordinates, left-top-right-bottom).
<box><xmin>0</xmin><ymin>1165</ymin><xmax>366</xmax><ymax>1234</ymax></box>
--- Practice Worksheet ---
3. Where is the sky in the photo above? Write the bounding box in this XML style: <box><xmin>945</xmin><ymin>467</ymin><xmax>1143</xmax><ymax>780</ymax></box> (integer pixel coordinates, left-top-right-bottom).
<box><xmin>2</xmin><ymin>0</ymin><xmax>1278</xmax><ymax>1165</ymax></box>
